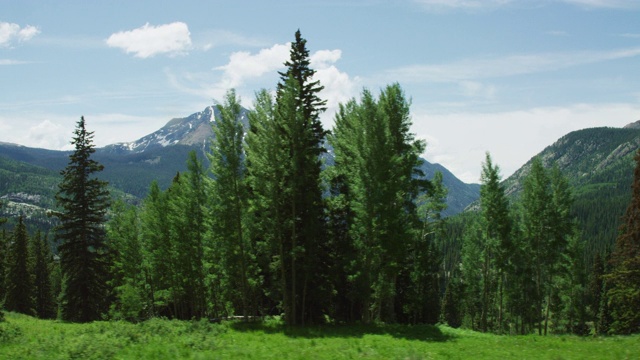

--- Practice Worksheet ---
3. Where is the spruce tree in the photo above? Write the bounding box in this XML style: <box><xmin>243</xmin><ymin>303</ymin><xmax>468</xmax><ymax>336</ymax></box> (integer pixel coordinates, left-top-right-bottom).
<box><xmin>31</xmin><ymin>231</ymin><xmax>56</xmax><ymax>319</ymax></box>
<box><xmin>54</xmin><ymin>116</ymin><xmax>110</xmax><ymax>322</ymax></box>
<box><xmin>246</xmin><ymin>30</ymin><xmax>329</xmax><ymax>325</ymax></box>
<box><xmin>478</xmin><ymin>152</ymin><xmax>511</xmax><ymax>332</ymax></box>
<box><xmin>607</xmin><ymin>150</ymin><xmax>640</xmax><ymax>334</ymax></box>
<box><xmin>5</xmin><ymin>215</ymin><xmax>33</xmax><ymax>315</ymax></box>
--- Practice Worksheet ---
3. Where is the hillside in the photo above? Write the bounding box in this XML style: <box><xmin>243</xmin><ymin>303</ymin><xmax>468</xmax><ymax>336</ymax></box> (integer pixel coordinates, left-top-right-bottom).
<box><xmin>501</xmin><ymin>125</ymin><xmax>640</xmax><ymax>255</ymax></box>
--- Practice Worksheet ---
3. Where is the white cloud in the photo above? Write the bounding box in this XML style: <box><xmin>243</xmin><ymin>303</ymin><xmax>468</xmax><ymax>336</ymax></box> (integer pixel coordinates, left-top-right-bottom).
<box><xmin>170</xmin><ymin>42</ymin><xmax>359</xmax><ymax>116</ymax></box>
<box><xmin>385</xmin><ymin>47</ymin><xmax>640</xmax><ymax>83</ymax></box>
<box><xmin>213</xmin><ymin>44</ymin><xmax>358</xmax><ymax>127</ymax></box>
<box><xmin>311</xmin><ymin>49</ymin><xmax>343</xmax><ymax>68</ymax></box>
<box><xmin>0</xmin><ymin>22</ymin><xmax>40</xmax><ymax>47</ymax></box>
<box><xmin>308</xmin><ymin>49</ymin><xmax>360</xmax><ymax>127</ymax></box>
<box><xmin>214</xmin><ymin>43</ymin><xmax>290</xmax><ymax>89</ymax></box>
<box><xmin>106</xmin><ymin>22</ymin><xmax>192</xmax><ymax>58</ymax></box>
<box><xmin>26</xmin><ymin>120</ymin><xmax>69</xmax><ymax>150</ymax></box>
<box><xmin>412</xmin><ymin>103</ymin><xmax>640</xmax><ymax>183</ymax></box>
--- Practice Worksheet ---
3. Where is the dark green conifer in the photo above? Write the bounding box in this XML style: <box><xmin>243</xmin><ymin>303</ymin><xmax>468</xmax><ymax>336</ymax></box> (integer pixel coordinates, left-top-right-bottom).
<box><xmin>31</xmin><ymin>231</ymin><xmax>56</xmax><ymax>319</ymax></box>
<box><xmin>4</xmin><ymin>215</ymin><xmax>33</xmax><ymax>315</ymax></box>
<box><xmin>54</xmin><ymin>116</ymin><xmax>111</xmax><ymax>322</ymax></box>
<box><xmin>246</xmin><ymin>30</ymin><xmax>329</xmax><ymax>325</ymax></box>
<box><xmin>607</xmin><ymin>150</ymin><xmax>640</xmax><ymax>334</ymax></box>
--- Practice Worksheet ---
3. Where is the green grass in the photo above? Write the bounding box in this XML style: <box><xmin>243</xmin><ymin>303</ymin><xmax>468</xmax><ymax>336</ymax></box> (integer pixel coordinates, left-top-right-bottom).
<box><xmin>1</xmin><ymin>312</ymin><xmax>639</xmax><ymax>359</ymax></box>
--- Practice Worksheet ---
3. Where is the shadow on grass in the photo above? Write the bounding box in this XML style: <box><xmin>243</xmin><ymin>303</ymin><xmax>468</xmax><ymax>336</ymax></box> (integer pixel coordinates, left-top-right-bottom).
<box><xmin>228</xmin><ymin>321</ymin><xmax>455</xmax><ymax>342</ymax></box>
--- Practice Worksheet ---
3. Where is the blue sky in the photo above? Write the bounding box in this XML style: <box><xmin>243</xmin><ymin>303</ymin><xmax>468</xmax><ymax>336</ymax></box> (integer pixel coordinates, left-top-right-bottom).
<box><xmin>1</xmin><ymin>0</ymin><xmax>639</xmax><ymax>183</ymax></box>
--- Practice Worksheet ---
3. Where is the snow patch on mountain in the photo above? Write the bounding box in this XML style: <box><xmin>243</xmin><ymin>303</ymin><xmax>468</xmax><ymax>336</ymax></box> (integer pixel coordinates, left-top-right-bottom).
<box><xmin>101</xmin><ymin>105</ymin><xmax>248</xmax><ymax>154</ymax></box>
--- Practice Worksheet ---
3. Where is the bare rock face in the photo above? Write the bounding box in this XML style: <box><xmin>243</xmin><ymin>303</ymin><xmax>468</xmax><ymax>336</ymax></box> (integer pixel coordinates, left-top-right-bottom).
<box><xmin>624</xmin><ymin>120</ymin><xmax>640</xmax><ymax>129</ymax></box>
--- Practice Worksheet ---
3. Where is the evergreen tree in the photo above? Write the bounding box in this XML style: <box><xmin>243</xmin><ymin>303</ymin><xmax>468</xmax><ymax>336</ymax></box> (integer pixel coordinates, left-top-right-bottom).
<box><xmin>520</xmin><ymin>158</ymin><xmax>574</xmax><ymax>335</ymax></box>
<box><xmin>461</xmin><ymin>216</ymin><xmax>485</xmax><ymax>329</ymax></box>
<box><xmin>31</xmin><ymin>231</ymin><xmax>56</xmax><ymax>319</ymax></box>
<box><xmin>607</xmin><ymin>150</ymin><xmax>640</xmax><ymax>334</ymax></box>
<box><xmin>245</xmin><ymin>88</ymin><xmax>286</xmax><ymax>319</ymax></box>
<box><xmin>521</xmin><ymin>157</ymin><xmax>553</xmax><ymax>335</ymax></box>
<box><xmin>548</xmin><ymin>166</ymin><xmax>579</xmax><ymax>334</ymax></box>
<box><xmin>54</xmin><ymin>116</ymin><xmax>111</xmax><ymax>322</ymax></box>
<box><xmin>246</xmin><ymin>30</ymin><xmax>329</xmax><ymax>325</ymax></box>
<box><xmin>405</xmin><ymin>171</ymin><xmax>446</xmax><ymax>324</ymax></box>
<box><xmin>478</xmin><ymin>153</ymin><xmax>512</xmax><ymax>332</ymax></box>
<box><xmin>441</xmin><ymin>271</ymin><xmax>462</xmax><ymax>328</ymax></box>
<box><xmin>140</xmin><ymin>180</ymin><xmax>173</xmax><ymax>317</ymax></box>
<box><xmin>5</xmin><ymin>215</ymin><xmax>33</xmax><ymax>315</ymax></box>
<box><xmin>208</xmin><ymin>89</ymin><xmax>257</xmax><ymax>318</ymax></box>
<box><xmin>589</xmin><ymin>253</ymin><xmax>605</xmax><ymax>333</ymax></box>
<box><xmin>0</xmin><ymin>204</ymin><xmax>7</xmax><ymax>315</ymax></box>
<box><xmin>168</xmin><ymin>152</ymin><xmax>208</xmax><ymax>319</ymax></box>
<box><xmin>107</xmin><ymin>200</ymin><xmax>146</xmax><ymax>321</ymax></box>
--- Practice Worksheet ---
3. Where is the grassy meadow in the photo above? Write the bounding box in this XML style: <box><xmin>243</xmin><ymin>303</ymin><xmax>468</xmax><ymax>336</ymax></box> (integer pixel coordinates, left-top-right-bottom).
<box><xmin>1</xmin><ymin>312</ymin><xmax>639</xmax><ymax>359</ymax></box>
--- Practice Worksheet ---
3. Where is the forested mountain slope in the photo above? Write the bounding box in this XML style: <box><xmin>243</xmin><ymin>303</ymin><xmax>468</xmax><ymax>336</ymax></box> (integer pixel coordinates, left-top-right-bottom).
<box><xmin>501</xmin><ymin>124</ymin><xmax>640</xmax><ymax>256</ymax></box>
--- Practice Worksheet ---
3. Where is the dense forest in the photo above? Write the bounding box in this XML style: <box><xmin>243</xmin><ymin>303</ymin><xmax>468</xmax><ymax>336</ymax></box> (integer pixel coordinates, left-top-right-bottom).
<box><xmin>1</xmin><ymin>31</ymin><xmax>639</xmax><ymax>336</ymax></box>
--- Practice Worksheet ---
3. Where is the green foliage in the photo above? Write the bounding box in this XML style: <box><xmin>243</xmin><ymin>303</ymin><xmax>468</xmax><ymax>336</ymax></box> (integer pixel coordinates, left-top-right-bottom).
<box><xmin>4</xmin><ymin>215</ymin><xmax>33</xmax><ymax>315</ymax></box>
<box><xmin>30</xmin><ymin>231</ymin><xmax>56</xmax><ymax>319</ymax></box>
<box><xmin>404</xmin><ymin>171</ymin><xmax>447</xmax><ymax>324</ymax></box>
<box><xmin>245</xmin><ymin>30</ymin><xmax>329</xmax><ymax>326</ymax></box>
<box><xmin>0</xmin><ymin>214</ymin><xmax>7</xmax><ymax>313</ymax></box>
<box><xmin>207</xmin><ymin>89</ymin><xmax>258</xmax><ymax>319</ymax></box>
<box><xmin>54</xmin><ymin>117</ymin><xmax>111</xmax><ymax>322</ymax></box>
<box><xmin>166</xmin><ymin>152</ymin><xmax>208</xmax><ymax>319</ymax></box>
<box><xmin>107</xmin><ymin>200</ymin><xmax>147</xmax><ymax>321</ymax></box>
<box><xmin>2</xmin><ymin>312</ymin><xmax>640</xmax><ymax>359</ymax></box>
<box><xmin>607</xmin><ymin>150</ymin><xmax>640</xmax><ymax>334</ymax></box>
<box><xmin>0</xmin><ymin>156</ymin><xmax>59</xmax><ymax>209</ymax></box>
<box><xmin>328</xmin><ymin>83</ymin><xmax>427</xmax><ymax>323</ymax></box>
<box><xmin>139</xmin><ymin>180</ymin><xmax>173</xmax><ymax>317</ymax></box>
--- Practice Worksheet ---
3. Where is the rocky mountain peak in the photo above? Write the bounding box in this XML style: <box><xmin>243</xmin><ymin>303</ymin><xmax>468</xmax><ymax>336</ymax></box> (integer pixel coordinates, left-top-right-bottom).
<box><xmin>623</xmin><ymin>120</ymin><xmax>640</xmax><ymax>129</ymax></box>
<box><xmin>103</xmin><ymin>106</ymin><xmax>219</xmax><ymax>154</ymax></box>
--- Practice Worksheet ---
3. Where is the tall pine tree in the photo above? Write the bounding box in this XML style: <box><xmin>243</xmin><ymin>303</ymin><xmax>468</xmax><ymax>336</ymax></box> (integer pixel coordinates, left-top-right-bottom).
<box><xmin>246</xmin><ymin>30</ymin><xmax>329</xmax><ymax>325</ymax></box>
<box><xmin>54</xmin><ymin>116</ymin><xmax>111</xmax><ymax>322</ymax></box>
<box><xmin>478</xmin><ymin>153</ymin><xmax>511</xmax><ymax>332</ymax></box>
<box><xmin>607</xmin><ymin>149</ymin><xmax>640</xmax><ymax>334</ymax></box>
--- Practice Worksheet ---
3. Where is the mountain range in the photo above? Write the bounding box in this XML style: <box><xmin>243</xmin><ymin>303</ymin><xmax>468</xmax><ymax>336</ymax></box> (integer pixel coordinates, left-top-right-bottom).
<box><xmin>0</xmin><ymin>106</ymin><xmax>480</xmax><ymax>226</ymax></box>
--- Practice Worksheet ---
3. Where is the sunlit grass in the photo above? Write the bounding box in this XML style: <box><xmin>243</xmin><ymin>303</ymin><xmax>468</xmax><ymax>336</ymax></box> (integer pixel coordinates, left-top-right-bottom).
<box><xmin>1</xmin><ymin>312</ymin><xmax>639</xmax><ymax>359</ymax></box>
